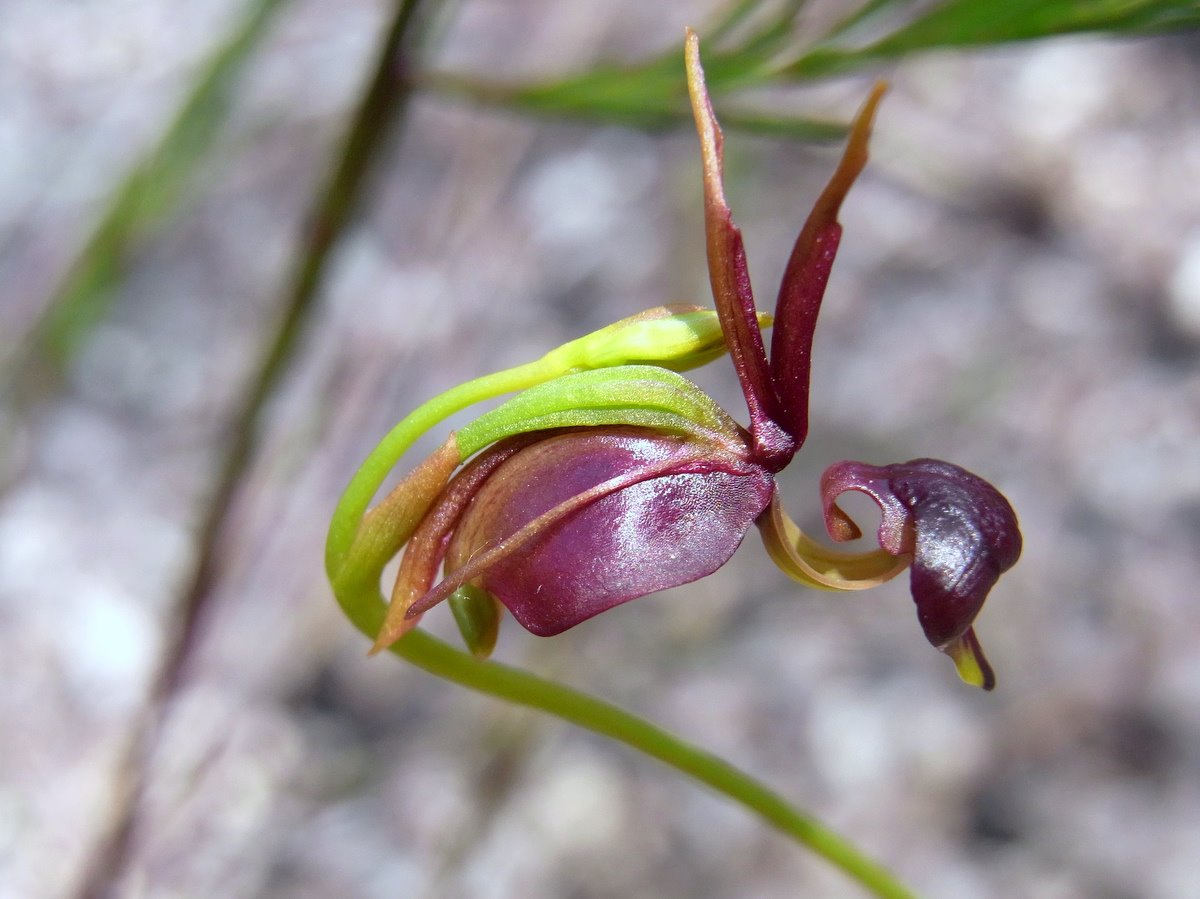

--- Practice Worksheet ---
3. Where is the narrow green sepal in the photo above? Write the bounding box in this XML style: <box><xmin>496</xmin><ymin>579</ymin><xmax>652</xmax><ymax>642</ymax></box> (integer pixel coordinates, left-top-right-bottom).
<box><xmin>326</xmin><ymin>307</ymin><xmax>762</xmax><ymax>577</ymax></box>
<box><xmin>449</xmin><ymin>583</ymin><xmax>502</xmax><ymax>658</ymax></box>
<box><xmin>456</xmin><ymin>364</ymin><xmax>745</xmax><ymax>459</ymax></box>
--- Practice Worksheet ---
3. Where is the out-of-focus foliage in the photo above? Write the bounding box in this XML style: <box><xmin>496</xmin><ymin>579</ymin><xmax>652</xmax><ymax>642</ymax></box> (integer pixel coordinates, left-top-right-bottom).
<box><xmin>786</xmin><ymin>0</ymin><xmax>1200</xmax><ymax>75</ymax></box>
<box><xmin>429</xmin><ymin>0</ymin><xmax>1200</xmax><ymax>130</ymax></box>
<box><xmin>7</xmin><ymin>1</ymin><xmax>1200</xmax><ymax>896</ymax></box>
<box><xmin>27</xmin><ymin>0</ymin><xmax>1200</xmax><ymax>373</ymax></box>
<box><xmin>33</xmin><ymin>0</ymin><xmax>290</xmax><ymax>366</ymax></box>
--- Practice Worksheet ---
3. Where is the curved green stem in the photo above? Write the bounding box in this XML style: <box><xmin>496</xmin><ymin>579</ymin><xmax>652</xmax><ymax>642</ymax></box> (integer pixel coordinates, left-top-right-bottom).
<box><xmin>332</xmin><ymin>574</ymin><xmax>916</xmax><ymax>898</ymax></box>
<box><xmin>402</xmin><ymin>632</ymin><xmax>916</xmax><ymax>898</ymax></box>
<box><xmin>325</xmin><ymin>306</ymin><xmax>750</xmax><ymax>577</ymax></box>
<box><xmin>325</xmin><ymin>358</ymin><xmax>552</xmax><ymax>573</ymax></box>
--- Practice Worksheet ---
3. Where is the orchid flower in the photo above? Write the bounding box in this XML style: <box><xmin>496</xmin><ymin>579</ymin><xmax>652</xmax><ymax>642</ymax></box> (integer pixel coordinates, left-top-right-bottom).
<box><xmin>326</xmin><ymin>29</ymin><xmax>1021</xmax><ymax>689</ymax></box>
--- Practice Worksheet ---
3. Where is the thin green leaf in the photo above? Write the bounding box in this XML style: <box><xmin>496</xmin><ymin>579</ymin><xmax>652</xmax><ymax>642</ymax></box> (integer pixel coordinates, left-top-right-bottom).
<box><xmin>425</xmin><ymin>69</ymin><xmax>845</xmax><ymax>139</ymax></box>
<box><xmin>421</xmin><ymin>1</ymin><xmax>825</xmax><ymax>136</ymax></box>
<box><xmin>866</xmin><ymin>0</ymin><xmax>1200</xmax><ymax>47</ymax></box>
<box><xmin>787</xmin><ymin>0</ymin><xmax>1200</xmax><ymax>75</ymax></box>
<box><xmin>710</xmin><ymin>0</ymin><xmax>774</xmax><ymax>43</ymax></box>
<box><xmin>693</xmin><ymin>108</ymin><xmax>846</xmax><ymax>140</ymax></box>
<box><xmin>821</xmin><ymin>0</ymin><xmax>920</xmax><ymax>42</ymax></box>
<box><xmin>732</xmin><ymin>0</ymin><xmax>810</xmax><ymax>56</ymax></box>
<box><xmin>425</xmin><ymin>0</ymin><xmax>1198</xmax><ymax>129</ymax></box>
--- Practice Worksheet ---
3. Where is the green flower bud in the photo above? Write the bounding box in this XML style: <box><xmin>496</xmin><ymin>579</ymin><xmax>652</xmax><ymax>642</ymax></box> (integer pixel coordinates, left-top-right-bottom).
<box><xmin>540</xmin><ymin>304</ymin><xmax>771</xmax><ymax>374</ymax></box>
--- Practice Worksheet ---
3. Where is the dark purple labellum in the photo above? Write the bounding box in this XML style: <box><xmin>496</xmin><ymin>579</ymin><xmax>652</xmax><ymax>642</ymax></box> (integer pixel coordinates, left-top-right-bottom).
<box><xmin>822</xmin><ymin>458</ymin><xmax>1022</xmax><ymax>649</ymax></box>
<box><xmin>439</xmin><ymin>427</ymin><xmax>776</xmax><ymax>635</ymax></box>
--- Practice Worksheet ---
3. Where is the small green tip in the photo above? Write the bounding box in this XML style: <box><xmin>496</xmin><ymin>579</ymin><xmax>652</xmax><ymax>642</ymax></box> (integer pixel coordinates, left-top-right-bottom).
<box><xmin>944</xmin><ymin>628</ymin><xmax>995</xmax><ymax>691</ymax></box>
<box><xmin>449</xmin><ymin>583</ymin><xmax>502</xmax><ymax>659</ymax></box>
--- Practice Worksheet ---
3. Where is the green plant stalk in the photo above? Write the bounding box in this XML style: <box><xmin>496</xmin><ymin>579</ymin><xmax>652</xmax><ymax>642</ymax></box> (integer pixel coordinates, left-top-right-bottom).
<box><xmin>326</xmin><ymin>359</ymin><xmax>550</xmax><ymax>574</ymax></box>
<box><xmin>334</xmin><ymin>581</ymin><xmax>916</xmax><ymax>899</ymax></box>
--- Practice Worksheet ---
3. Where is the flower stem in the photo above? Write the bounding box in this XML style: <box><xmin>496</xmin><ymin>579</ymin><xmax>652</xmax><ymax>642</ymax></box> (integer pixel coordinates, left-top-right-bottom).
<box><xmin>334</xmin><ymin>586</ymin><xmax>916</xmax><ymax>898</ymax></box>
<box><xmin>325</xmin><ymin>359</ymin><xmax>551</xmax><ymax>573</ymax></box>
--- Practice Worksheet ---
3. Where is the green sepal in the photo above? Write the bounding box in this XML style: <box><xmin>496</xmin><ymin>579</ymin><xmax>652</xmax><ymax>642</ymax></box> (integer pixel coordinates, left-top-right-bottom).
<box><xmin>326</xmin><ymin>307</ymin><xmax>764</xmax><ymax>577</ymax></box>
<box><xmin>449</xmin><ymin>583</ymin><xmax>503</xmax><ymax>659</ymax></box>
<box><xmin>456</xmin><ymin>364</ymin><xmax>744</xmax><ymax>459</ymax></box>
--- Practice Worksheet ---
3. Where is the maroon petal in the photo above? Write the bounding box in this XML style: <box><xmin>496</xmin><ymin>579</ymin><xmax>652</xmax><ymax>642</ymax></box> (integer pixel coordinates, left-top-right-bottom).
<box><xmin>685</xmin><ymin>30</ymin><xmax>793</xmax><ymax>470</ymax></box>
<box><xmin>770</xmin><ymin>83</ymin><xmax>886</xmax><ymax>445</ymax></box>
<box><xmin>821</xmin><ymin>458</ymin><xmax>1022</xmax><ymax>650</ymax></box>
<box><xmin>371</xmin><ymin>433</ymin><xmax>541</xmax><ymax>654</ymax></box>
<box><xmin>442</xmin><ymin>427</ymin><xmax>775</xmax><ymax>635</ymax></box>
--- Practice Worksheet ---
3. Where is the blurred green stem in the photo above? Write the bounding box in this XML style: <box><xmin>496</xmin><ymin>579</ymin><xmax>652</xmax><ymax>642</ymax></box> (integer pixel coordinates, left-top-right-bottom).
<box><xmin>73</xmin><ymin>2</ymin><xmax>435</xmax><ymax>895</ymax></box>
<box><xmin>163</xmin><ymin>0</ymin><xmax>434</xmax><ymax>691</ymax></box>
<box><xmin>417</xmin><ymin>68</ymin><xmax>847</xmax><ymax>139</ymax></box>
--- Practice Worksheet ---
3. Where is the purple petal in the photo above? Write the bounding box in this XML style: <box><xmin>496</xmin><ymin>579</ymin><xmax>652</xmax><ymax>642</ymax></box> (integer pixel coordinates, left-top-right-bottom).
<box><xmin>821</xmin><ymin>458</ymin><xmax>1022</xmax><ymax>649</ymax></box>
<box><xmin>371</xmin><ymin>433</ymin><xmax>540</xmax><ymax>653</ymax></box>
<box><xmin>446</xmin><ymin>427</ymin><xmax>775</xmax><ymax>635</ymax></box>
<box><xmin>770</xmin><ymin>83</ymin><xmax>886</xmax><ymax>446</ymax></box>
<box><xmin>685</xmin><ymin>31</ymin><xmax>793</xmax><ymax>470</ymax></box>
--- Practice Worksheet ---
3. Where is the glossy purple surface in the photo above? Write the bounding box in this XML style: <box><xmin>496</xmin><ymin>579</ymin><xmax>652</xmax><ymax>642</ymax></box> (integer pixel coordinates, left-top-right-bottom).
<box><xmin>448</xmin><ymin>428</ymin><xmax>775</xmax><ymax>635</ymax></box>
<box><xmin>822</xmin><ymin>458</ymin><xmax>1022</xmax><ymax>648</ymax></box>
<box><xmin>770</xmin><ymin>222</ymin><xmax>841</xmax><ymax>444</ymax></box>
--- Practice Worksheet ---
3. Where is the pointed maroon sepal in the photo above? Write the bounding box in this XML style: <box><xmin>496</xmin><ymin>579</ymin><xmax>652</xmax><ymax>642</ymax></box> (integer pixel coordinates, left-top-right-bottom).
<box><xmin>770</xmin><ymin>82</ymin><xmax>887</xmax><ymax>444</ymax></box>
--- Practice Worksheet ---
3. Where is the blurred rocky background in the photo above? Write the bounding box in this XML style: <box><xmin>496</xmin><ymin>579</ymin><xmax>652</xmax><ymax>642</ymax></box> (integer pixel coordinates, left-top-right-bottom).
<box><xmin>2</xmin><ymin>1</ymin><xmax>1199</xmax><ymax>897</ymax></box>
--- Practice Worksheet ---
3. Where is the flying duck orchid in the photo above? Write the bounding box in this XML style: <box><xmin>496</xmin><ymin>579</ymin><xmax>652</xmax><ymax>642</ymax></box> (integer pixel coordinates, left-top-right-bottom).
<box><xmin>325</xmin><ymin>29</ymin><xmax>1021</xmax><ymax>689</ymax></box>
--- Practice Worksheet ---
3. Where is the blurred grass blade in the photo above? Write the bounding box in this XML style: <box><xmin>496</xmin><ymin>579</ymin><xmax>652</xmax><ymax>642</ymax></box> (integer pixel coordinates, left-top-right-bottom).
<box><xmin>719</xmin><ymin>0</ymin><xmax>808</xmax><ymax>60</ymax></box>
<box><xmin>426</xmin><ymin>69</ymin><xmax>845</xmax><ymax>139</ymax></box>
<box><xmin>821</xmin><ymin>0</ymin><xmax>917</xmax><ymax>41</ymax></box>
<box><xmin>788</xmin><ymin>0</ymin><xmax>1200</xmax><ymax>76</ymax></box>
<box><xmin>863</xmin><ymin>0</ymin><xmax>1200</xmax><ymax>46</ymax></box>
<box><xmin>710</xmin><ymin>0</ymin><xmax>772</xmax><ymax>43</ymax></box>
<box><xmin>696</xmin><ymin>108</ymin><xmax>845</xmax><ymax>139</ymax></box>
<box><xmin>35</xmin><ymin>0</ymin><xmax>291</xmax><ymax>366</ymax></box>
<box><xmin>429</xmin><ymin>0</ymin><xmax>1198</xmax><ymax>125</ymax></box>
<box><xmin>421</xmin><ymin>0</ymin><xmax>839</xmax><ymax>138</ymax></box>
